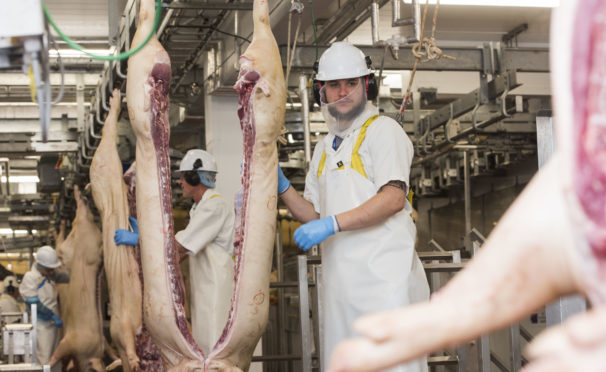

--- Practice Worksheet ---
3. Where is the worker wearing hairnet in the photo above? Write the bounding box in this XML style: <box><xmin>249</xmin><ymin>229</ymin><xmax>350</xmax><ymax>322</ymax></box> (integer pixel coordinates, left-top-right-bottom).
<box><xmin>0</xmin><ymin>275</ymin><xmax>24</xmax><ymax>324</ymax></box>
<box><xmin>115</xmin><ymin>149</ymin><xmax>235</xmax><ymax>355</ymax></box>
<box><xmin>20</xmin><ymin>245</ymin><xmax>70</xmax><ymax>368</ymax></box>
<box><xmin>278</xmin><ymin>42</ymin><xmax>430</xmax><ymax>371</ymax></box>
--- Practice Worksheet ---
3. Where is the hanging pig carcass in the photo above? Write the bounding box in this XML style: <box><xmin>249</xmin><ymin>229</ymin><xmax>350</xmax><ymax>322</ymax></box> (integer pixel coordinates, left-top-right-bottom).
<box><xmin>49</xmin><ymin>185</ymin><xmax>105</xmax><ymax>371</ymax></box>
<box><xmin>125</xmin><ymin>0</ymin><xmax>284</xmax><ymax>369</ymax></box>
<box><xmin>90</xmin><ymin>89</ymin><xmax>161</xmax><ymax>371</ymax></box>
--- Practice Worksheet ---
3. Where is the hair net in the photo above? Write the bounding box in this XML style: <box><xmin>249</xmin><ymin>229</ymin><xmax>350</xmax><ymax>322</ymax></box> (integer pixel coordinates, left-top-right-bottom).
<box><xmin>198</xmin><ymin>171</ymin><xmax>217</xmax><ymax>188</ymax></box>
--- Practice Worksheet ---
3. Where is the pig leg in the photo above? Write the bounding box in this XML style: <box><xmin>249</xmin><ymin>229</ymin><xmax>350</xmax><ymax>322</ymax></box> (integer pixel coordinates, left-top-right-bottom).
<box><xmin>328</xmin><ymin>159</ymin><xmax>585</xmax><ymax>372</ymax></box>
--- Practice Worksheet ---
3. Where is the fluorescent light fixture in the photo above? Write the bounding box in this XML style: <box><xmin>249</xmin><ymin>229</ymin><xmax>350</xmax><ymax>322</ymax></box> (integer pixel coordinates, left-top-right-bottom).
<box><xmin>0</xmin><ymin>229</ymin><xmax>37</xmax><ymax>235</ymax></box>
<box><xmin>1</xmin><ymin>176</ymin><xmax>40</xmax><ymax>183</ymax></box>
<box><xmin>403</xmin><ymin>0</ymin><xmax>559</xmax><ymax>7</ymax></box>
<box><xmin>48</xmin><ymin>47</ymin><xmax>115</xmax><ymax>59</ymax></box>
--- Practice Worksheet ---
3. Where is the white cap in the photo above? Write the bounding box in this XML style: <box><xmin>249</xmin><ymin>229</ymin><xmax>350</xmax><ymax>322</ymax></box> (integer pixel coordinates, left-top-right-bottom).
<box><xmin>35</xmin><ymin>245</ymin><xmax>61</xmax><ymax>269</ymax></box>
<box><xmin>316</xmin><ymin>41</ymin><xmax>371</xmax><ymax>81</ymax></box>
<box><xmin>179</xmin><ymin>149</ymin><xmax>217</xmax><ymax>173</ymax></box>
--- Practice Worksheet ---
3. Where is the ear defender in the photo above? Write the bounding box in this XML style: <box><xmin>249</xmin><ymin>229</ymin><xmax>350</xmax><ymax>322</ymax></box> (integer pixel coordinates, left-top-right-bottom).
<box><xmin>184</xmin><ymin>158</ymin><xmax>202</xmax><ymax>186</ymax></box>
<box><xmin>312</xmin><ymin>61</ymin><xmax>323</xmax><ymax>106</ymax></box>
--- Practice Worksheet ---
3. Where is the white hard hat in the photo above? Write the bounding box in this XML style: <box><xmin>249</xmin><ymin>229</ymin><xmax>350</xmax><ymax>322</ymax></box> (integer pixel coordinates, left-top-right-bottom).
<box><xmin>35</xmin><ymin>245</ymin><xmax>61</xmax><ymax>269</ymax></box>
<box><xmin>179</xmin><ymin>149</ymin><xmax>217</xmax><ymax>173</ymax></box>
<box><xmin>316</xmin><ymin>41</ymin><xmax>371</xmax><ymax>81</ymax></box>
<box><xmin>2</xmin><ymin>276</ymin><xmax>17</xmax><ymax>289</ymax></box>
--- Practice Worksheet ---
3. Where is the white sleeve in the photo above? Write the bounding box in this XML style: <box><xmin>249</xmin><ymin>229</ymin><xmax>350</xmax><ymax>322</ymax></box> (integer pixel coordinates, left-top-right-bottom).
<box><xmin>365</xmin><ymin>117</ymin><xmax>414</xmax><ymax>192</ymax></box>
<box><xmin>303</xmin><ymin>140</ymin><xmax>325</xmax><ymax>214</ymax></box>
<box><xmin>19</xmin><ymin>271</ymin><xmax>38</xmax><ymax>299</ymax></box>
<box><xmin>175</xmin><ymin>198</ymin><xmax>228</xmax><ymax>255</ymax></box>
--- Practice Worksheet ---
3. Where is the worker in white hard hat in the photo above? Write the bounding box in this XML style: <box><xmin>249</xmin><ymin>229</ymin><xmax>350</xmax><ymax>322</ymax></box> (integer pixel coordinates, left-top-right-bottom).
<box><xmin>277</xmin><ymin>41</ymin><xmax>430</xmax><ymax>372</ymax></box>
<box><xmin>20</xmin><ymin>245</ymin><xmax>70</xmax><ymax>368</ymax></box>
<box><xmin>0</xmin><ymin>275</ymin><xmax>23</xmax><ymax>324</ymax></box>
<box><xmin>114</xmin><ymin>149</ymin><xmax>235</xmax><ymax>355</ymax></box>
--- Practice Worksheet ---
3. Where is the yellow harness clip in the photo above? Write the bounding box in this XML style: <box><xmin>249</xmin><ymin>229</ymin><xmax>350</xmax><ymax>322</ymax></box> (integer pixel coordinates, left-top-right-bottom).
<box><xmin>317</xmin><ymin>115</ymin><xmax>379</xmax><ymax>179</ymax></box>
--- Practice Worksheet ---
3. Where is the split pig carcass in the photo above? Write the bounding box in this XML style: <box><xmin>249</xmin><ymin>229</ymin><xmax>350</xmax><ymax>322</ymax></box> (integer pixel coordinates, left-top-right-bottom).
<box><xmin>328</xmin><ymin>1</ymin><xmax>606</xmax><ymax>371</ymax></box>
<box><xmin>125</xmin><ymin>0</ymin><xmax>284</xmax><ymax>370</ymax></box>
<box><xmin>90</xmin><ymin>89</ymin><xmax>162</xmax><ymax>371</ymax></box>
<box><xmin>49</xmin><ymin>185</ymin><xmax>105</xmax><ymax>371</ymax></box>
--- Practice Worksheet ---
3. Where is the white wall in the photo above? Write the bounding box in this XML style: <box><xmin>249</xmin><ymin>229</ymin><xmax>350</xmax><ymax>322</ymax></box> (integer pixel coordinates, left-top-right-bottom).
<box><xmin>204</xmin><ymin>94</ymin><xmax>243</xmax><ymax>206</ymax></box>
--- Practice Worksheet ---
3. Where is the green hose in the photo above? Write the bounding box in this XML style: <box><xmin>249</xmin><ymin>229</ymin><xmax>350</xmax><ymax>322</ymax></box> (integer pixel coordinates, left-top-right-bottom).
<box><xmin>42</xmin><ymin>0</ymin><xmax>162</xmax><ymax>61</ymax></box>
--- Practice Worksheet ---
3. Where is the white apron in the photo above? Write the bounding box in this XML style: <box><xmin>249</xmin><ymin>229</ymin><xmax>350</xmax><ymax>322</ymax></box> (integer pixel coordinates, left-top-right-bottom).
<box><xmin>176</xmin><ymin>191</ymin><xmax>235</xmax><ymax>355</ymax></box>
<box><xmin>190</xmin><ymin>244</ymin><xmax>234</xmax><ymax>355</ymax></box>
<box><xmin>317</xmin><ymin>116</ymin><xmax>430</xmax><ymax>371</ymax></box>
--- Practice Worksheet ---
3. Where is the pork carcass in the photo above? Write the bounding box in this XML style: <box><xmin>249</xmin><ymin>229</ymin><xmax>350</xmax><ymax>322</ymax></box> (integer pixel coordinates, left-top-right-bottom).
<box><xmin>126</xmin><ymin>0</ymin><xmax>283</xmax><ymax>369</ymax></box>
<box><xmin>127</xmin><ymin>0</ymin><xmax>203</xmax><ymax>368</ymax></box>
<box><xmin>90</xmin><ymin>89</ymin><xmax>161</xmax><ymax>371</ymax></box>
<box><xmin>49</xmin><ymin>185</ymin><xmax>105</xmax><ymax>371</ymax></box>
<box><xmin>327</xmin><ymin>1</ymin><xmax>606</xmax><ymax>371</ymax></box>
<box><xmin>209</xmin><ymin>0</ymin><xmax>285</xmax><ymax>368</ymax></box>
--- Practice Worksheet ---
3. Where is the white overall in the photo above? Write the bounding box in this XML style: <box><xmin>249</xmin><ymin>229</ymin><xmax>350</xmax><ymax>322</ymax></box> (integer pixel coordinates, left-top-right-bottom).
<box><xmin>19</xmin><ymin>266</ymin><xmax>60</xmax><ymax>368</ymax></box>
<box><xmin>175</xmin><ymin>190</ymin><xmax>235</xmax><ymax>355</ymax></box>
<box><xmin>308</xmin><ymin>114</ymin><xmax>430</xmax><ymax>371</ymax></box>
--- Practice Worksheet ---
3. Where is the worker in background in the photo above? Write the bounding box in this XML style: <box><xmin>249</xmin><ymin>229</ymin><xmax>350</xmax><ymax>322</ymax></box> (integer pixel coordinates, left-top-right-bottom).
<box><xmin>277</xmin><ymin>41</ymin><xmax>430</xmax><ymax>372</ymax></box>
<box><xmin>115</xmin><ymin>149</ymin><xmax>235</xmax><ymax>355</ymax></box>
<box><xmin>20</xmin><ymin>245</ymin><xmax>70</xmax><ymax>368</ymax></box>
<box><xmin>0</xmin><ymin>275</ymin><xmax>23</xmax><ymax>324</ymax></box>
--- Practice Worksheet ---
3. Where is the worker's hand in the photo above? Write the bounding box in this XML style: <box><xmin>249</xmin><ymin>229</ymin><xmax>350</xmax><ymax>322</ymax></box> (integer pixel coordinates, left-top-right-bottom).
<box><xmin>114</xmin><ymin>216</ymin><xmax>139</xmax><ymax>246</ymax></box>
<box><xmin>294</xmin><ymin>216</ymin><xmax>339</xmax><ymax>251</ymax></box>
<box><xmin>51</xmin><ymin>314</ymin><xmax>63</xmax><ymax>328</ymax></box>
<box><xmin>278</xmin><ymin>165</ymin><xmax>291</xmax><ymax>195</ymax></box>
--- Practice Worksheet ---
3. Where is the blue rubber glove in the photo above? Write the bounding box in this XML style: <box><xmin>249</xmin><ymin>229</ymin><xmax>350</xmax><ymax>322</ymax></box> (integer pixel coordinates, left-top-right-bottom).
<box><xmin>278</xmin><ymin>165</ymin><xmax>291</xmax><ymax>195</ymax></box>
<box><xmin>294</xmin><ymin>216</ymin><xmax>338</xmax><ymax>251</ymax></box>
<box><xmin>51</xmin><ymin>314</ymin><xmax>63</xmax><ymax>328</ymax></box>
<box><xmin>114</xmin><ymin>216</ymin><xmax>139</xmax><ymax>246</ymax></box>
<box><xmin>25</xmin><ymin>296</ymin><xmax>55</xmax><ymax>322</ymax></box>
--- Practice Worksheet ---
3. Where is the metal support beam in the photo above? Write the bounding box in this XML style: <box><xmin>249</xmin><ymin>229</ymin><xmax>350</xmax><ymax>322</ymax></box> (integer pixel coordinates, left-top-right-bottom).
<box><xmin>282</xmin><ymin>45</ymin><xmax>549</xmax><ymax>72</ymax></box>
<box><xmin>536</xmin><ymin>111</ymin><xmax>587</xmax><ymax>326</ymax></box>
<box><xmin>166</xmin><ymin>1</ymin><xmax>253</xmax><ymax>10</ymax></box>
<box><xmin>298</xmin><ymin>255</ymin><xmax>312</xmax><ymax>372</ymax></box>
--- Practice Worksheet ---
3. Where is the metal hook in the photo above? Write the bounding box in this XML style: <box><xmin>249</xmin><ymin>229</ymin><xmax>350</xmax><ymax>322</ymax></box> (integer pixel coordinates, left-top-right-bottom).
<box><xmin>500</xmin><ymin>74</ymin><xmax>512</xmax><ymax>118</ymax></box>
<box><xmin>79</xmin><ymin>137</ymin><xmax>93</xmax><ymax>160</ymax></box>
<box><xmin>89</xmin><ymin>115</ymin><xmax>102</xmax><ymax>140</ymax></box>
<box><xmin>471</xmin><ymin>92</ymin><xmax>481</xmax><ymax>131</ymax></box>
<box><xmin>445</xmin><ymin>102</ymin><xmax>456</xmax><ymax>143</ymax></box>
<box><xmin>100</xmin><ymin>82</ymin><xmax>110</xmax><ymax>112</ymax></box>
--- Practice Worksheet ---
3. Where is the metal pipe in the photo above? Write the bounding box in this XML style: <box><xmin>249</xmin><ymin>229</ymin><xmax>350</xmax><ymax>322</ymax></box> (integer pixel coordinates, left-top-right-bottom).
<box><xmin>234</xmin><ymin>8</ymin><xmax>241</xmax><ymax>68</ymax></box>
<box><xmin>298</xmin><ymin>255</ymin><xmax>312</xmax><ymax>372</ymax></box>
<box><xmin>299</xmin><ymin>75</ymin><xmax>311</xmax><ymax>170</ymax></box>
<box><xmin>371</xmin><ymin>2</ymin><xmax>380</xmax><ymax>45</ymax></box>
<box><xmin>275</xmin><ymin>223</ymin><xmax>289</xmax><ymax>372</ymax></box>
<box><xmin>3</xmin><ymin>162</ymin><xmax>10</xmax><ymax>196</ymax></box>
<box><xmin>392</xmin><ymin>0</ymin><xmax>415</xmax><ymax>27</ymax></box>
<box><xmin>157</xmin><ymin>8</ymin><xmax>174</xmax><ymax>37</ymax></box>
<box><xmin>412</xmin><ymin>0</ymin><xmax>421</xmax><ymax>42</ymax></box>
<box><xmin>89</xmin><ymin>117</ymin><xmax>102</xmax><ymax>140</ymax></box>
<box><xmin>463</xmin><ymin>151</ymin><xmax>471</xmax><ymax>235</ymax></box>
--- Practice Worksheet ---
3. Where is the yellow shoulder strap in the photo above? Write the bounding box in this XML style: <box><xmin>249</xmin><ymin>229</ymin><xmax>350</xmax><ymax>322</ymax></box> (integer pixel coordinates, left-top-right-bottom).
<box><xmin>317</xmin><ymin>151</ymin><xmax>327</xmax><ymax>178</ymax></box>
<box><xmin>209</xmin><ymin>193</ymin><xmax>221</xmax><ymax>199</ymax></box>
<box><xmin>351</xmin><ymin>115</ymin><xmax>379</xmax><ymax>179</ymax></box>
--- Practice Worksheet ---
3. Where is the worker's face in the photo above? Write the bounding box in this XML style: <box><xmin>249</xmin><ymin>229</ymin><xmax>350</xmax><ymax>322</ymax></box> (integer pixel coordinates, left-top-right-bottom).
<box><xmin>38</xmin><ymin>267</ymin><xmax>54</xmax><ymax>278</ymax></box>
<box><xmin>179</xmin><ymin>173</ymin><xmax>194</xmax><ymax>199</ymax></box>
<box><xmin>324</xmin><ymin>78</ymin><xmax>366</xmax><ymax>122</ymax></box>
